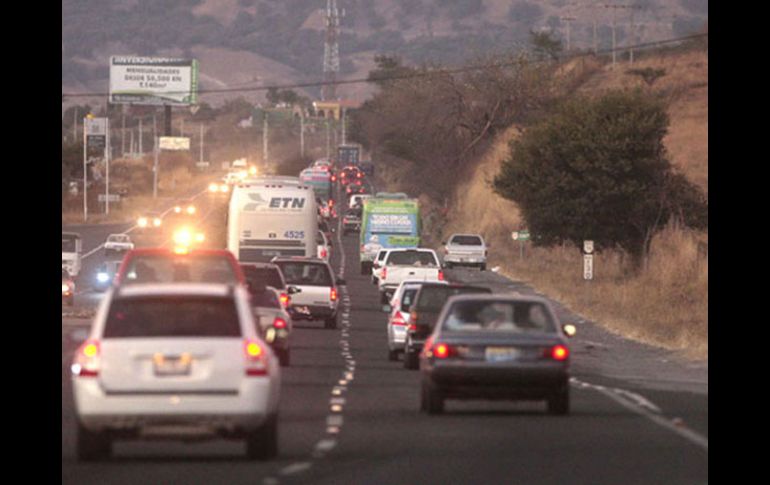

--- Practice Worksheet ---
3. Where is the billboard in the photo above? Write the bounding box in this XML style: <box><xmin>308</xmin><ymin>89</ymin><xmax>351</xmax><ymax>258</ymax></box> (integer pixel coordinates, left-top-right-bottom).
<box><xmin>110</xmin><ymin>57</ymin><xmax>198</xmax><ymax>106</ymax></box>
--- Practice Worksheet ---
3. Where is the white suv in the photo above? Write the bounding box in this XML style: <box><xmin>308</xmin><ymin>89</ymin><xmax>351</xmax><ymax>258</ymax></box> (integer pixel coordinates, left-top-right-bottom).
<box><xmin>443</xmin><ymin>233</ymin><xmax>488</xmax><ymax>270</ymax></box>
<box><xmin>272</xmin><ymin>257</ymin><xmax>345</xmax><ymax>329</ymax></box>
<box><xmin>70</xmin><ymin>283</ymin><xmax>281</xmax><ymax>461</ymax></box>
<box><xmin>103</xmin><ymin>234</ymin><xmax>135</xmax><ymax>257</ymax></box>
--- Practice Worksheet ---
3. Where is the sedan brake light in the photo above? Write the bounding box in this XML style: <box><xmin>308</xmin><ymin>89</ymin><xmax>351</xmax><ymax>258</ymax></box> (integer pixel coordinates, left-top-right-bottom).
<box><xmin>273</xmin><ymin>317</ymin><xmax>287</xmax><ymax>329</ymax></box>
<box><xmin>549</xmin><ymin>344</ymin><xmax>570</xmax><ymax>361</ymax></box>
<box><xmin>279</xmin><ymin>292</ymin><xmax>290</xmax><ymax>308</ymax></box>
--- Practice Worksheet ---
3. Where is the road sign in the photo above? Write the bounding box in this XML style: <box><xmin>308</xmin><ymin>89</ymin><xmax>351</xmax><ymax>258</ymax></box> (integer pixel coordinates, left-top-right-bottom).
<box><xmin>98</xmin><ymin>194</ymin><xmax>121</xmax><ymax>202</ymax></box>
<box><xmin>512</xmin><ymin>230</ymin><xmax>530</xmax><ymax>241</ymax></box>
<box><xmin>584</xmin><ymin>240</ymin><xmax>594</xmax><ymax>254</ymax></box>
<box><xmin>159</xmin><ymin>136</ymin><xmax>190</xmax><ymax>150</ymax></box>
<box><xmin>583</xmin><ymin>254</ymin><xmax>594</xmax><ymax>280</ymax></box>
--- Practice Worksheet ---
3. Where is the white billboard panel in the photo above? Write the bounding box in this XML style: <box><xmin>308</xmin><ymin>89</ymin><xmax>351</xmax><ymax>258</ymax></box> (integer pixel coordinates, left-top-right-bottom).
<box><xmin>110</xmin><ymin>57</ymin><xmax>198</xmax><ymax>106</ymax></box>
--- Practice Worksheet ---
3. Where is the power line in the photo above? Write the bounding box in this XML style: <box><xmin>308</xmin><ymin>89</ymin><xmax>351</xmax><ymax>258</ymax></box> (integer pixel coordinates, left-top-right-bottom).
<box><xmin>61</xmin><ymin>32</ymin><xmax>707</xmax><ymax>102</ymax></box>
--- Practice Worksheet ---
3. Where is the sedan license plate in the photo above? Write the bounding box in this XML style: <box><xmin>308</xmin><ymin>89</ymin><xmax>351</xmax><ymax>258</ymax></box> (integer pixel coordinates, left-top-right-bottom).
<box><xmin>485</xmin><ymin>347</ymin><xmax>520</xmax><ymax>362</ymax></box>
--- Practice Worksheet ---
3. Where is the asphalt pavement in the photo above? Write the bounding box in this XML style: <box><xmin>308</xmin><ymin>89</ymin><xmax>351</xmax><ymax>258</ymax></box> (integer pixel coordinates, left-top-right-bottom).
<box><xmin>61</xmin><ymin>184</ymin><xmax>708</xmax><ymax>485</ymax></box>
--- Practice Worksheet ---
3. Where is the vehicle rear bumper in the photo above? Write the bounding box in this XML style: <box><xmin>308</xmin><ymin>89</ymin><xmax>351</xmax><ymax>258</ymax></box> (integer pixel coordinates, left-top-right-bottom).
<box><xmin>72</xmin><ymin>377</ymin><xmax>278</xmax><ymax>433</ymax></box>
<box><xmin>288</xmin><ymin>305</ymin><xmax>337</xmax><ymax>320</ymax></box>
<box><xmin>444</xmin><ymin>255</ymin><xmax>486</xmax><ymax>264</ymax></box>
<box><xmin>425</xmin><ymin>365</ymin><xmax>568</xmax><ymax>399</ymax></box>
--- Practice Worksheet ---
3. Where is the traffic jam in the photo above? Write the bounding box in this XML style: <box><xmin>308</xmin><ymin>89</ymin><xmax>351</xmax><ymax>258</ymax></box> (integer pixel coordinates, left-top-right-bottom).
<box><xmin>63</xmin><ymin>149</ymin><xmax>578</xmax><ymax>463</ymax></box>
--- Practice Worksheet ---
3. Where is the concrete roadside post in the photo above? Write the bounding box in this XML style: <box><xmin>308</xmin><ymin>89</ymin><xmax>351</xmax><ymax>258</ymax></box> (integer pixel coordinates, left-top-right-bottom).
<box><xmin>583</xmin><ymin>240</ymin><xmax>594</xmax><ymax>307</ymax></box>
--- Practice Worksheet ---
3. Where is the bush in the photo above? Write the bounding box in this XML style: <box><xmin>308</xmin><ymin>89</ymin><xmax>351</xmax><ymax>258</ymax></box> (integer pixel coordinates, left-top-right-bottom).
<box><xmin>493</xmin><ymin>89</ymin><xmax>707</xmax><ymax>268</ymax></box>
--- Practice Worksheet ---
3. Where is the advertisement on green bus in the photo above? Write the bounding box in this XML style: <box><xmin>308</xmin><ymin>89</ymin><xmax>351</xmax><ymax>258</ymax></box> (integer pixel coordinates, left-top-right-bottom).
<box><xmin>359</xmin><ymin>198</ymin><xmax>420</xmax><ymax>274</ymax></box>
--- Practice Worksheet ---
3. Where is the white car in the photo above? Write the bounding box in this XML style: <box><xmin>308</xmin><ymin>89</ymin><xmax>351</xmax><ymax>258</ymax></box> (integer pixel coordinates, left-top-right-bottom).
<box><xmin>348</xmin><ymin>194</ymin><xmax>371</xmax><ymax>209</ymax></box>
<box><xmin>377</xmin><ymin>248</ymin><xmax>444</xmax><ymax>303</ymax></box>
<box><xmin>384</xmin><ymin>280</ymin><xmax>448</xmax><ymax>361</ymax></box>
<box><xmin>103</xmin><ymin>234</ymin><xmax>134</xmax><ymax>257</ymax></box>
<box><xmin>70</xmin><ymin>283</ymin><xmax>281</xmax><ymax>461</ymax></box>
<box><xmin>371</xmin><ymin>248</ymin><xmax>391</xmax><ymax>285</ymax></box>
<box><xmin>443</xmin><ymin>233</ymin><xmax>488</xmax><ymax>270</ymax></box>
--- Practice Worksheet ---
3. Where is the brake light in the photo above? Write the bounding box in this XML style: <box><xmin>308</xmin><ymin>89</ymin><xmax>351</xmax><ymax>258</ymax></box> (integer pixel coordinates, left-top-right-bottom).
<box><xmin>273</xmin><ymin>317</ymin><xmax>287</xmax><ymax>329</ymax></box>
<box><xmin>391</xmin><ymin>313</ymin><xmax>407</xmax><ymax>326</ymax></box>
<box><xmin>357</xmin><ymin>172</ymin><xmax>363</xmax><ymax>178</ymax></box>
<box><xmin>438</xmin><ymin>270</ymin><xmax>445</xmax><ymax>281</ymax></box>
<box><xmin>244</xmin><ymin>339</ymin><xmax>269</xmax><ymax>376</ymax></box>
<box><xmin>330</xmin><ymin>287</ymin><xmax>338</xmax><ymax>301</ymax></box>
<box><xmin>550</xmin><ymin>344</ymin><xmax>570</xmax><ymax>361</ymax></box>
<box><xmin>279</xmin><ymin>293</ymin><xmax>290</xmax><ymax>308</ymax></box>
<box><xmin>381</xmin><ymin>267</ymin><xmax>387</xmax><ymax>279</ymax></box>
<box><xmin>71</xmin><ymin>339</ymin><xmax>100</xmax><ymax>377</ymax></box>
<box><xmin>434</xmin><ymin>343</ymin><xmax>452</xmax><ymax>359</ymax></box>
<box><xmin>320</xmin><ymin>248</ymin><xmax>328</xmax><ymax>259</ymax></box>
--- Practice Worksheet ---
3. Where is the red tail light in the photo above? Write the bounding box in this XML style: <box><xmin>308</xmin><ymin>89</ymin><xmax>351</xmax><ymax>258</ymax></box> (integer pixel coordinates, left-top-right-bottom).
<box><xmin>391</xmin><ymin>313</ymin><xmax>407</xmax><ymax>326</ymax></box>
<box><xmin>320</xmin><ymin>248</ymin><xmax>328</xmax><ymax>259</ymax></box>
<box><xmin>273</xmin><ymin>317</ymin><xmax>287</xmax><ymax>329</ymax></box>
<box><xmin>72</xmin><ymin>339</ymin><xmax>100</xmax><ymax>377</ymax></box>
<box><xmin>381</xmin><ymin>267</ymin><xmax>387</xmax><ymax>280</ymax></box>
<box><xmin>438</xmin><ymin>270</ymin><xmax>445</xmax><ymax>281</ymax></box>
<box><xmin>244</xmin><ymin>339</ymin><xmax>269</xmax><ymax>376</ymax></box>
<box><xmin>331</xmin><ymin>175</ymin><xmax>337</xmax><ymax>182</ymax></box>
<box><xmin>431</xmin><ymin>342</ymin><xmax>456</xmax><ymax>359</ymax></box>
<box><xmin>549</xmin><ymin>344</ymin><xmax>570</xmax><ymax>361</ymax></box>
<box><xmin>279</xmin><ymin>292</ymin><xmax>290</xmax><ymax>308</ymax></box>
<box><xmin>357</xmin><ymin>172</ymin><xmax>363</xmax><ymax>178</ymax></box>
<box><xmin>330</xmin><ymin>287</ymin><xmax>338</xmax><ymax>301</ymax></box>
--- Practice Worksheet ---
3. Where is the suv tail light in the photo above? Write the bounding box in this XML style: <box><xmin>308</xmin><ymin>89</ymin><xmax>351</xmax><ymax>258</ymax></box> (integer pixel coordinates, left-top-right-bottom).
<box><xmin>409</xmin><ymin>311</ymin><xmax>418</xmax><ymax>327</ymax></box>
<box><xmin>381</xmin><ymin>267</ymin><xmax>387</xmax><ymax>280</ymax></box>
<box><xmin>244</xmin><ymin>339</ymin><xmax>269</xmax><ymax>376</ymax></box>
<box><xmin>330</xmin><ymin>287</ymin><xmax>338</xmax><ymax>301</ymax></box>
<box><xmin>548</xmin><ymin>344</ymin><xmax>570</xmax><ymax>361</ymax></box>
<box><xmin>438</xmin><ymin>270</ymin><xmax>445</xmax><ymax>281</ymax></box>
<box><xmin>433</xmin><ymin>343</ymin><xmax>455</xmax><ymax>359</ymax></box>
<box><xmin>391</xmin><ymin>313</ymin><xmax>407</xmax><ymax>326</ymax></box>
<box><xmin>279</xmin><ymin>292</ymin><xmax>290</xmax><ymax>308</ymax></box>
<box><xmin>273</xmin><ymin>317</ymin><xmax>287</xmax><ymax>329</ymax></box>
<box><xmin>72</xmin><ymin>339</ymin><xmax>100</xmax><ymax>377</ymax></box>
<box><xmin>320</xmin><ymin>247</ymin><xmax>328</xmax><ymax>259</ymax></box>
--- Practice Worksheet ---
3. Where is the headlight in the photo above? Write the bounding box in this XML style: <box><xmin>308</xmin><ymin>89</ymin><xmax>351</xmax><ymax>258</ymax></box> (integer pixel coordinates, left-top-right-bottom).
<box><xmin>187</xmin><ymin>206</ymin><xmax>196</xmax><ymax>215</ymax></box>
<box><xmin>62</xmin><ymin>283</ymin><xmax>70</xmax><ymax>293</ymax></box>
<box><xmin>220</xmin><ymin>184</ymin><xmax>229</xmax><ymax>193</ymax></box>
<box><xmin>137</xmin><ymin>217</ymin><xmax>148</xmax><ymax>227</ymax></box>
<box><xmin>153</xmin><ymin>218</ymin><xmax>162</xmax><ymax>227</ymax></box>
<box><xmin>195</xmin><ymin>233</ymin><xmax>205</xmax><ymax>243</ymax></box>
<box><xmin>96</xmin><ymin>272</ymin><xmax>109</xmax><ymax>283</ymax></box>
<box><xmin>174</xmin><ymin>206</ymin><xmax>182</xmax><ymax>213</ymax></box>
<box><xmin>173</xmin><ymin>228</ymin><xmax>193</xmax><ymax>246</ymax></box>
<box><xmin>209</xmin><ymin>183</ymin><xmax>219</xmax><ymax>192</ymax></box>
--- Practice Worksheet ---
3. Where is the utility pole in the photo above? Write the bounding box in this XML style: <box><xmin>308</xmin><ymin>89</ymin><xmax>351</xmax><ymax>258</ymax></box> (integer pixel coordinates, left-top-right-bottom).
<box><xmin>599</xmin><ymin>3</ymin><xmax>643</xmax><ymax>68</ymax></box>
<box><xmin>83</xmin><ymin>115</ymin><xmax>88</xmax><ymax>222</ymax></box>
<box><xmin>341</xmin><ymin>107</ymin><xmax>346</xmax><ymax>145</ymax></box>
<box><xmin>73</xmin><ymin>108</ymin><xmax>78</xmax><ymax>144</ymax></box>
<box><xmin>325</xmin><ymin>120</ymin><xmax>331</xmax><ymax>159</ymax></box>
<box><xmin>121</xmin><ymin>109</ymin><xmax>126</xmax><ymax>156</ymax></box>
<box><xmin>105</xmin><ymin>118</ymin><xmax>110</xmax><ymax>214</ymax></box>
<box><xmin>153</xmin><ymin>112</ymin><xmax>158</xmax><ymax>198</ymax></box>
<box><xmin>560</xmin><ymin>16</ymin><xmax>577</xmax><ymax>51</ymax></box>
<box><xmin>138</xmin><ymin>117</ymin><xmax>143</xmax><ymax>155</ymax></box>
<box><xmin>199</xmin><ymin>123</ymin><xmax>204</xmax><ymax>165</ymax></box>
<box><xmin>263</xmin><ymin>112</ymin><xmax>269</xmax><ymax>170</ymax></box>
<box><xmin>300</xmin><ymin>111</ymin><xmax>305</xmax><ymax>158</ymax></box>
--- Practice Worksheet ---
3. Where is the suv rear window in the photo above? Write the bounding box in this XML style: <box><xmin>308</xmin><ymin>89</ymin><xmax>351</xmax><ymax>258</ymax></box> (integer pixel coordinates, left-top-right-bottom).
<box><xmin>415</xmin><ymin>286</ymin><xmax>491</xmax><ymax>312</ymax></box>
<box><xmin>241</xmin><ymin>265</ymin><xmax>284</xmax><ymax>289</ymax></box>
<box><xmin>122</xmin><ymin>254</ymin><xmax>238</xmax><ymax>285</ymax></box>
<box><xmin>275</xmin><ymin>262</ymin><xmax>333</xmax><ymax>287</ymax></box>
<box><xmin>386</xmin><ymin>251</ymin><xmax>437</xmax><ymax>266</ymax></box>
<box><xmin>103</xmin><ymin>296</ymin><xmax>241</xmax><ymax>338</ymax></box>
<box><xmin>450</xmin><ymin>235</ymin><xmax>483</xmax><ymax>246</ymax></box>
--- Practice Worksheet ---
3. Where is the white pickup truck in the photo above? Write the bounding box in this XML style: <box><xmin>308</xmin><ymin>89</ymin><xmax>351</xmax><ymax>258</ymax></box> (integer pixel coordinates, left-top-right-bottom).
<box><xmin>377</xmin><ymin>248</ymin><xmax>444</xmax><ymax>304</ymax></box>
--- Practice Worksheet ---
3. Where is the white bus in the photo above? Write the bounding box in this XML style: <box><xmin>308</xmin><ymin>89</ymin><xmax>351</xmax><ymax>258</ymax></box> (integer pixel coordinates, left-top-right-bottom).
<box><xmin>228</xmin><ymin>182</ymin><xmax>318</xmax><ymax>262</ymax></box>
<box><xmin>62</xmin><ymin>232</ymin><xmax>82</xmax><ymax>277</ymax></box>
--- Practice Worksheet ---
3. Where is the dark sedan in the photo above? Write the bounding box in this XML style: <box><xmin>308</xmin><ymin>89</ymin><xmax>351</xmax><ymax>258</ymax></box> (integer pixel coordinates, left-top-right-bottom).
<box><xmin>419</xmin><ymin>294</ymin><xmax>574</xmax><ymax>415</ymax></box>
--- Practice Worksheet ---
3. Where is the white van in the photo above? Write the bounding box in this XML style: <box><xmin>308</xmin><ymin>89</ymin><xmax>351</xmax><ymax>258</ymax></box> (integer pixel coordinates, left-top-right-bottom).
<box><xmin>228</xmin><ymin>182</ymin><xmax>318</xmax><ymax>262</ymax></box>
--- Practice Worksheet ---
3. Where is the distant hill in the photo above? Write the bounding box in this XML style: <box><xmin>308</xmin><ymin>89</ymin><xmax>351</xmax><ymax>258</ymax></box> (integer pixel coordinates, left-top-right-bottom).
<box><xmin>62</xmin><ymin>0</ymin><xmax>707</xmax><ymax>108</ymax></box>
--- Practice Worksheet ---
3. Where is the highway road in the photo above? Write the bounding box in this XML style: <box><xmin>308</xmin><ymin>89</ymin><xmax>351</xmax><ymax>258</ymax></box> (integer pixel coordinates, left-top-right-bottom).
<box><xmin>61</xmin><ymin>184</ymin><xmax>708</xmax><ymax>485</ymax></box>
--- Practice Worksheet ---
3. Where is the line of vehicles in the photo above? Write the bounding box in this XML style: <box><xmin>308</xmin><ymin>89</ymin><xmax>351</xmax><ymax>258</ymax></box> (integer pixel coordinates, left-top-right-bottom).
<box><xmin>62</xmin><ymin>147</ymin><xmax>576</xmax><ymax>462</ymax></box>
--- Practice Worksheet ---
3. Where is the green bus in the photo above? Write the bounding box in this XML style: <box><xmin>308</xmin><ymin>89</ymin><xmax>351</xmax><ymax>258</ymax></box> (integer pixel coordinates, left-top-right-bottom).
<box><xmin>359</xmin><ymin>197</ymin><xmax>420</xmax><ymax>274</ymax></box>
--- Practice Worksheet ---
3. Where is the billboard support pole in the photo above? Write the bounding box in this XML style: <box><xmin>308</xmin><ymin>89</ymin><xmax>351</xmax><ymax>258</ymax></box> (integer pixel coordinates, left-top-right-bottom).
<box><xmin>105</xmin><ymin>118</ymin><xmax>110</xmax><ymax>214</ymax></box>
<box><xmin>164</xmin><ymin>105</ymin><xmax>172</xmax><ymax>136</ymax></box>
<box><xmin>83</xmin><ymin>117</ymin><xmax>88</xmax><ymax>222</ymax></box>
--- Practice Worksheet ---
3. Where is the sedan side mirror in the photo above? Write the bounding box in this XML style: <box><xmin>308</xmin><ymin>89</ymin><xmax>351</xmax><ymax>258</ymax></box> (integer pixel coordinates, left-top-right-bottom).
<box><xmin>562</xmin><ymin>323</ymin><xmax>577</xmax><ymax>337</ymax></box>
<box><xmin>287</xmin><ymin>286</ymin><xmax>301</xmax><ymax>295</ymax></box>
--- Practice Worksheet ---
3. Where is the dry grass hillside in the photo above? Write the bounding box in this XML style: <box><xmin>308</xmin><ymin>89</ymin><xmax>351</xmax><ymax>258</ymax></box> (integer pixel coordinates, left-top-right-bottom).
<box><xmin>441</xmin><ymin>48</ymin><xmax>708</xmax><ymax>360</ymax></box>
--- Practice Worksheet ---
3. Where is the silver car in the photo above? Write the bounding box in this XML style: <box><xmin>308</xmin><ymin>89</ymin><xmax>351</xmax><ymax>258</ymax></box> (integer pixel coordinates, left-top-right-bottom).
<box><xmin>384</xmin><ymin>280</ymin><xmax>445</xmax><ymax>361</ymax></box>
<box><xmin>442</xmin><ymin>233</ymin><xmax>488</xmax><ymax>270</ymax></box>
<box><xmin>419</xmin><ymin>294</ymin><xmax>574</xmax><ymax>415</ymax></box>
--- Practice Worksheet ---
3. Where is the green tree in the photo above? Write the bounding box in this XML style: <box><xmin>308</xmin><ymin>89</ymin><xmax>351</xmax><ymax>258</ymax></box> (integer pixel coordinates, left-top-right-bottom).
<box><xmin>493</xmin><ymin>90</ymin><xmax>707</xmax><ymax>269</ymax></box>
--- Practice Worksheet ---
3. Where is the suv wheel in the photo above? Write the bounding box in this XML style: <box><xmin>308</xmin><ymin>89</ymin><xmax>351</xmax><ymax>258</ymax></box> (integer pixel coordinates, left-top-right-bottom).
<box><xmin>245</xmin><ymin>413</ymin><xmax>278</xmax><ymax>460</ymax></box>
<box><xmin>76</xmin><ymin>422</ymin><xmax>112</xmax><ymax>461</ymax></box>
